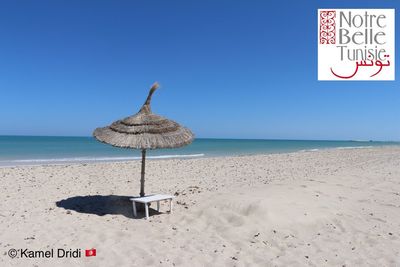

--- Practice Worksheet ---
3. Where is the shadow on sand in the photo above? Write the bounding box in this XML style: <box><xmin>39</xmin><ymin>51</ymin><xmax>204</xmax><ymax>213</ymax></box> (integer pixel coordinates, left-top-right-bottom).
<box><xmin>56</xmin><ymin>195</ymin><xmax>159</xmax><ymax>219</ymax></box>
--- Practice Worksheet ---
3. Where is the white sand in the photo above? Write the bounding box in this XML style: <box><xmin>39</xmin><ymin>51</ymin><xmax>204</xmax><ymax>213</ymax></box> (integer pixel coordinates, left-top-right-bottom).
<box><xmin>1</xmin><ymin>146</ymin><xmax>400</xmax><ymax>266</ymax></box>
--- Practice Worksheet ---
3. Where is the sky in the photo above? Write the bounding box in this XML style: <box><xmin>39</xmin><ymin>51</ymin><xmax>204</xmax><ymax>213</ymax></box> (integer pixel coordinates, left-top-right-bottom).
<box><xmin>0</xmin><ymin>0</ymin><xmax>399</xmax><ymax>141</ymax></box>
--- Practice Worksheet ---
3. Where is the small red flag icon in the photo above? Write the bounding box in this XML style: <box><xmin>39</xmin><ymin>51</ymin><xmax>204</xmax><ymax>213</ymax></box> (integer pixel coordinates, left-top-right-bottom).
<box><xmin>85</xmin><ymin>248</ymin><xmax>96</xmax><ymax>257</ymax></box>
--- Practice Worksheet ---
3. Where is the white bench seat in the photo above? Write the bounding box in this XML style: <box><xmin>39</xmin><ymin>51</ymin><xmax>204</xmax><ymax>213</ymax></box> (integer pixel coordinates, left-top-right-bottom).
<box><xmin>130</xmin><ymin>194</ymin><xmax>174</xmax><ymax>220</ymax></box>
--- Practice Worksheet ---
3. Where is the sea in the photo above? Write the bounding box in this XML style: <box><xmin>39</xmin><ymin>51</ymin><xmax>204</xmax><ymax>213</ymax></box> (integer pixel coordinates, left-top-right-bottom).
<box><xmin>0</xmin><ymin>136</ymin><xmax>398</xmax><ymax>167</ymax></box>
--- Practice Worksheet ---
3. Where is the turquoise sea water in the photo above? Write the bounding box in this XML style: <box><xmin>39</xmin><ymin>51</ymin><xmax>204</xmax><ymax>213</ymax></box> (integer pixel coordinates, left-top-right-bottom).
<box><xmin>0</xmin><ymin>136</ymin><xmax>398</xmax><ymax>166</ymax></box>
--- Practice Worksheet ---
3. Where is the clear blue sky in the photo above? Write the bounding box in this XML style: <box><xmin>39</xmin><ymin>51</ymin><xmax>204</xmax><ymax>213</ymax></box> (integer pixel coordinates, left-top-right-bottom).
<box><xmin>0</xmin><ymin>1</ymin><xmax>399</xmax><ymax>140</ymax></box>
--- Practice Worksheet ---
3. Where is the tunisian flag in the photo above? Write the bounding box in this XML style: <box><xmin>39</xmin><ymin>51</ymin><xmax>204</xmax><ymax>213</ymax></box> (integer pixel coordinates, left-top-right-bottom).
<box><xmin>85</xmin><ymin>248</ymin><xmax>96</xmax><ymax>257</ymax></box>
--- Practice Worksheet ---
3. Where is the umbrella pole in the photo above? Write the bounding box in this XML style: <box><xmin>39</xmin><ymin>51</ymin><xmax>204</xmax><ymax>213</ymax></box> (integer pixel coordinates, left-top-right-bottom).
<box><xmin>140</xmin><ymin>149</ymin><xmax>146</xmax><ymax>197</ymax></box>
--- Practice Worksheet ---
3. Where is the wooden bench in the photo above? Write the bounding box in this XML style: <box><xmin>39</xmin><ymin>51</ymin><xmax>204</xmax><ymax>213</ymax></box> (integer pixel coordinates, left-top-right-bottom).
<box><xmin>130</xmin><ymin>194</ymin><xmax>174</xmax><ymax>220</ymax></box>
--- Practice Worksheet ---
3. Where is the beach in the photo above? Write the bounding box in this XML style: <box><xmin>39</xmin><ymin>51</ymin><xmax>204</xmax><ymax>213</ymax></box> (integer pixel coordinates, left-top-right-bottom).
<box><xmin>1</xmin><ymin>146</ymin><xmax>400</xmax><ymax>266</ymax></box>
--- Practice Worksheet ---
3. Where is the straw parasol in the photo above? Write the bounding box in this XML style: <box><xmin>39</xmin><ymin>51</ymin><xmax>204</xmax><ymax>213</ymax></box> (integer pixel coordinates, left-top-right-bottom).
<box><xmin>93</xmin><ymin>82</ymin><xmax>194</xmax><ymax>197</ymax></box>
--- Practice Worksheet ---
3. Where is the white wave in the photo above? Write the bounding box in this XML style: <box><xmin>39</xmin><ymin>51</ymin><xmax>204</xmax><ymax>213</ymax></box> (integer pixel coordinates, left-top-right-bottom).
<box><xmin>0</xmin><ymin>154</ymin><xmax>205</xmax><ymax>165</ymax></box>
<box><xmin>335</xmin><ymin>146</ymin><xmax>373</xmax><ymax>150</ymax></box>
<box><xmin>304</xmin><ymin>148</ymin><xmax>320</xmax><ymax>152</ymax></box>
<box><xmin>299</xmin><ymin>146</ymin><xmax>374</xmax><ymax>153</ymax></box>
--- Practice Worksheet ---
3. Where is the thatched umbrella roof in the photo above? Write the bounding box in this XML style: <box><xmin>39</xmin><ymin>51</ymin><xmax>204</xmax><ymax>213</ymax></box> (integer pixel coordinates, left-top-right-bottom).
<box><xmin>93</xmin><ymin>82</ymin><xmax>194</xmax><ymax>149</ymax></box>
<box><xmin>93</xmin><ymin>82</ymin><xmax>194</xmax><ymax>198</ymax></box>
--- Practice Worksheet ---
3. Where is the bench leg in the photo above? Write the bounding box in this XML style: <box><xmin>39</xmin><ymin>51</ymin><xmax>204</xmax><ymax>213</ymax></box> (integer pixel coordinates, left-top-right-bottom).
<box><xmin>157</xmin><ymin>201</ymin><xmax>160</xmax><ymax>212</ymax></box>
<box><xmin>169</xmin><ymin>199</ymin><xmax>173</xmax><ymax>213</ymax></box>
<box><xmin>132</xmin><ymin>202</ymin><xmax>137</xmax><ymax>217</ymax></box>
<box><xmin>145</xmin><ymin>203</ymin><xmax>149</xmax><ymax>220</ymax></box>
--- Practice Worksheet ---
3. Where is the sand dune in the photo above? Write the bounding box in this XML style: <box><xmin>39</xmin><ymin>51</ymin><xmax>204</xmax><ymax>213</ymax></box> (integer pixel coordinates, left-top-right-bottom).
<box><xmin>1</xmin><ymin>146</ymin><xmax>400</xmax><ymax>266</ymax></box>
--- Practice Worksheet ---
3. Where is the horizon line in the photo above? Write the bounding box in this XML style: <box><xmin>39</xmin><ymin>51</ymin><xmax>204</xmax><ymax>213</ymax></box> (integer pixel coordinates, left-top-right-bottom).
<box><xmin>0</xmin><ymin>135</ymin><xmax>399</xmax><ymax>143</ymax></box>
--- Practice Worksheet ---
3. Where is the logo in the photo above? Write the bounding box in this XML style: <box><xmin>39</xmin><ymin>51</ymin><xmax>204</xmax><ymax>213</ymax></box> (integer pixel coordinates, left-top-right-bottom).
<box><xmin>85</xmin><ymin>248</ymin><xmax>96</xmax><ymax>257</ymax></box>
<box><xmin>7</xmin><ymin>248</ymin><xmax>97</xmax><ymax>259</ymax></box>
<box><xmin>318</xmin><ymin>9</ymin><xmax>395</xmax><ymax>80</ymax></box>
